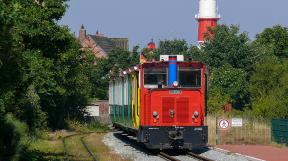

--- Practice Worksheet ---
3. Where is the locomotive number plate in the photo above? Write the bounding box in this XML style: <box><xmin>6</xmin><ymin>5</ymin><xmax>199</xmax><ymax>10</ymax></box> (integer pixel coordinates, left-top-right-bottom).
<box><xmin>169</xmin><ymin>90</ymin><xmax>182</xmax><ymax>94</ymax></box>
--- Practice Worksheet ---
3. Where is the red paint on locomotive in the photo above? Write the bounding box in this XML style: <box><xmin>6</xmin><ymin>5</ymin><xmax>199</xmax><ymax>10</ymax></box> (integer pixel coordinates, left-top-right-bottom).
<box><xmin>139</xmin><ymin>61</ymin><xmax>206</xmax><ymax>127</ymax></box>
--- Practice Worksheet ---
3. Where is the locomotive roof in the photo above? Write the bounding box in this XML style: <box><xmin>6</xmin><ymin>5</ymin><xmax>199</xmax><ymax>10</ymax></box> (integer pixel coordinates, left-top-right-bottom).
<box><xmin>109</xmin><ymin>61</ymin><xmax>206</xmax><ymax>81</ymax></box>
<box><xmin>141</xmin><ymin>61</ymin><xmax>205</xmax><ymax>68</ymax></box>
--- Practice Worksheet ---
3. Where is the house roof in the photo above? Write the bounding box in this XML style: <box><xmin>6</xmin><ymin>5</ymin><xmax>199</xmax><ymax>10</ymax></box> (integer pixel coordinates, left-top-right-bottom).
<box><xmin>88</xmin><ymin>35</ymin><xmax>116</xmax><ymax>53</ymax></box>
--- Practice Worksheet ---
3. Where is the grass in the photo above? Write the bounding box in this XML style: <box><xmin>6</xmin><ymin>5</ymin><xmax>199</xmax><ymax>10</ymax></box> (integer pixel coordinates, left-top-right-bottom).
<box><xmin>84</xmin><ymin>133</ymin><xmax>132</xmax><ymax>161</ymax></box>
<box><xmin>206</xmin><ymin>116</ymin><xmax>217</xmax><ymax>145</ymax></box>
<box><xmin>67</xmin><ymin>120</ymin><xmax>110</xmax><ymax>133</ymax></box>
<box><xmin>21</xmin><ymin>121</ymin><xmax>128</xmax><ymax>161</ymax></box>
<box><xmin>22</xmin><ymin>130</ymin><xmax>76</xmax><ymax>161</ymax></box>
<box><xmin>206</xmin><ymin>115</ymin><xmax>271</xmax><ymax>145</ymax></box>
<box><xmin>65</xmin><ymin>134</ymin><xmax>93</xmax><ymax>161</ymax></box>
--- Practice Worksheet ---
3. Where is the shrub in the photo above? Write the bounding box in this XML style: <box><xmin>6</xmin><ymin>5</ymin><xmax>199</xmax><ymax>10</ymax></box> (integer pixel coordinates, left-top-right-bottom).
<box><xmin>0</xmin><ymin>114</ymin><xmax>28</xmax><ymax>161</ymax></box>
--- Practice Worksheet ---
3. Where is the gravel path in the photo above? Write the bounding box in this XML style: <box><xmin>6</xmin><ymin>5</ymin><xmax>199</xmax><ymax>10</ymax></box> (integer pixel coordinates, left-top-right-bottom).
<box><xmin>103</xmin><ymin>132</ymin><xmax>165</xmax><ymax>161</ymax></box>
<box><xmin>103</xmin><ymin>132</ymin><xmax>257</xmax><ymax>161</ymax></box>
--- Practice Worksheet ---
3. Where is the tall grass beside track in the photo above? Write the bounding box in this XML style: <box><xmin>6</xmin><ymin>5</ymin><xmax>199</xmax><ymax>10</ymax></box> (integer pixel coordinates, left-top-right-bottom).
<box><xmin>20</xmin><ymin>121</ymin><xmax>130</xmax><ymax>161</ymax></box>
<box><xmin>206</xmin><ymin>116</ymin><xmax>271</xmax><ymax>145</ymax></box>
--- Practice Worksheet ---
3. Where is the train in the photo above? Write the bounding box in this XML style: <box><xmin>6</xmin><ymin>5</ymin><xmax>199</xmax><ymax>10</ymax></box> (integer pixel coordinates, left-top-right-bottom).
<box><xmin>108</xmin><ymin>55</ymin><xmax>208</xmax><ymax>150</ymax></box>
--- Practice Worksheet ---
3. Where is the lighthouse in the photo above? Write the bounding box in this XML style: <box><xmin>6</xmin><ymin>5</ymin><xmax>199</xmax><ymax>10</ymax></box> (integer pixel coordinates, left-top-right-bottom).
<box><xmin>195</xmin><ymin>0</ymin><xmax>220</xmax><ymax>44</ymax></box>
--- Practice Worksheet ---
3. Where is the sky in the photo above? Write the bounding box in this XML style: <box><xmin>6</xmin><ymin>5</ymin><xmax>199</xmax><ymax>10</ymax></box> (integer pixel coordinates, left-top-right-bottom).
<box><xmin>59</xmin><ymin>0</ymin><xmax>288</xmax><ymax>48</ymax></box>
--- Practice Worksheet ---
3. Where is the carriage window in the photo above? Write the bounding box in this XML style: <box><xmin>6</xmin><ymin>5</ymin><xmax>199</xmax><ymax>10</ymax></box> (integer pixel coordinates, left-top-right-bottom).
<box><xmin>144</xmin><ymin>68</ymin><xmax>167</xmax><ymax>88</ymax></box>
<box><xmin>179</xmin><ymin>68</ymin><xmax>201</xmax><ymax>88</ymax></box>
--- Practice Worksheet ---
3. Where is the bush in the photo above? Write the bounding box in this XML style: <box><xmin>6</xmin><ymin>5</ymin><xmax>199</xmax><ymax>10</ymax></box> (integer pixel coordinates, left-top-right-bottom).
<box><xmin>0</xmin><ymin>114</ymin><xmax>28</xmax><ymax>161</ymax></box>
<box><xmin>67</xmin><ymin>120</ymin><xmax>109</xmax><ymax>133</ymax></box>
<box><xmin>250</xmin><ymin>57</ymin><xmax>288</xmax><ymax>118</ymax></box>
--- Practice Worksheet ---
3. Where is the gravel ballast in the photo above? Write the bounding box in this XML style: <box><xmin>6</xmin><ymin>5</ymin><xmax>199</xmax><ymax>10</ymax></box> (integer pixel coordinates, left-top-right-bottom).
<box><xmin>103</xmin><ymin>132</ymin><xmax>258</xmax><ymax>161</ymax></box>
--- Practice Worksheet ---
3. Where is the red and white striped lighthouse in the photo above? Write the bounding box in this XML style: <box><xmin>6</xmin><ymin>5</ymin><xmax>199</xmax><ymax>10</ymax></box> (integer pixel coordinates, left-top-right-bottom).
<box><xmin>195</xmin><ymin>0</ymin><xmax>220</xmax><ymax>44</ymax></box>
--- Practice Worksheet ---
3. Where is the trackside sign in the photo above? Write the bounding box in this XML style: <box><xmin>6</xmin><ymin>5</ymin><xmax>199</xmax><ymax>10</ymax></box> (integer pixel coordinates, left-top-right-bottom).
<box><xmin>217</xmin><ymin>118</ymin><xmax>243</xmax><ymax>130</ymax></box>
<box><xmin>217</xmin><ymin>119</ymin><xmax>230</xmax><ymax>130</ymax></box>
<box><xmin>231</xmin><ymin>118</ymin><xmax>243</xmax><ymax>127</ymax></box>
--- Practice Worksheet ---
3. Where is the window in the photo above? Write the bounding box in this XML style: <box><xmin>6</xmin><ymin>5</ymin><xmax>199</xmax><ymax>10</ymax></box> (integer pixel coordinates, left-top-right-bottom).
<box><xmin>144</xmin><ymin>68</ymin><xmax>167</xmax><ymax>88</ymax></box>
<box><xmin>179</xmin><ymin>68</ymin><xmax>201</xmax><ymax>88</ymax></box>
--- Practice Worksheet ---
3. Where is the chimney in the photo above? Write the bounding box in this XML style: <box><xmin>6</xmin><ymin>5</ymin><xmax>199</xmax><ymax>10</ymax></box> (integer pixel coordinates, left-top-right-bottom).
<box><xmin>195</xmin><ymin>0</ymin><xmax>220</xmax><ymax>44</ymax></box>
<box><xmin>96</xmin><ymin>30</ymin><xmax>105</xmax><ymax>37</ymax></box>
<box><xmin>79</xmin><ymin>24</ymin><xmax>86</xmax><ymax>42</ymax></box>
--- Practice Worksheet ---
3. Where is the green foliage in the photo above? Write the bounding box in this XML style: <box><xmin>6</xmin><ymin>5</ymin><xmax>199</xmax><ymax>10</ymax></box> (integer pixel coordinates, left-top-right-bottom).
<box><xmin>0</xmin><ymin>0</ymin><xmax>95</xmax><ymax>131</ymax></box>
<box><xmin>203</xmin><ymin>25</ymin><xmax>288</xmax><ymax>117</ymax></box>
<box><xmin>0</xmin><ymin>0</ymin><xmax>97</xmax><ymax>158</ymax></box>
<box><xmin>250</xmin><ymin>56</ymin><xmax>288</xmax><ymax>118</ymax></box>
<box><xmin>208</xmin><ymin>65</ymin><xmax>248</xmax><ymax>113</ymax></box>
<box><xmin>0</xmin><ymin>114</ymin><xmax>28</xmax><ymax>161</ymax></box>
<box><xmin>146</xmin><ymin>39</ymin><xmax>190</xmax><ymax>61</ymax></box>
<box><xmin>67</xmin><ymin>120</ymin><xmax>109</xmax><ymax>133</ymax></box>
<box><xmin>200</xmin><ymin>25</ymin><xmax>256</xmax><ymax>72</ymax></box>
<box><xmin>91</xmin><ymin>47</ymin><xmax>139</xmax><ymax>99</ymax></box>
<box><xmin>255</xmin><ymin>25</ymin><xmax>288</xmax><ymax>59</ymax></box>
<box><xmin>194</xmin><ymin>25</ymin><xmax>254</xmax><ymax>113</ymax></box>
<box><xmin>249</xmin><ymin>26</ymin><xmax>288</xmax><ymax>119</ymax></box>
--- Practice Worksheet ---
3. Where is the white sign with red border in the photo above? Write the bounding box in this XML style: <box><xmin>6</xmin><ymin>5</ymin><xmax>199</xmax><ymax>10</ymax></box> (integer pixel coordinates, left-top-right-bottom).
<box><xmin>218</xmin><ymin>119</ymin><xmax>230</xmax><ymax>130</ymax></box>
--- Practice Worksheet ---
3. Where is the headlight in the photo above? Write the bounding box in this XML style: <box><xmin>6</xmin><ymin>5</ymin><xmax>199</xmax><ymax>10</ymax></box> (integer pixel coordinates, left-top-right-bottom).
<box><xmin>173</xmin><ymin>81</ymin><xmax>179</xmax><ymax>87</ymax></box>
<box><xmin>152</xmin><ymin>111</ymin><xmax>158</xmax><ymax>117</ymax></box>
<box><xmin>194</xmin><ymin>111</ymin><xmax>199</xmax><ymax>118</ymax></box>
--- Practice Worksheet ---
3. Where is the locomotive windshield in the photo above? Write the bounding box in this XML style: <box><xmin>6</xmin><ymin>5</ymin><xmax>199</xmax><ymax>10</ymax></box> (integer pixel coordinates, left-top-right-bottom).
<box><xmin>179</xmin><ymin>68</ymin><xmax>201</xmax><ymax>88</ymax></box>
<box><xmin>144</xmin><ymin>68</ymin><xmax>167</xmax><ymax>88</ymax></box>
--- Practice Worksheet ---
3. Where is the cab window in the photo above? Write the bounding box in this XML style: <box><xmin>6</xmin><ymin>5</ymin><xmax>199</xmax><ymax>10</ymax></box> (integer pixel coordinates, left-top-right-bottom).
<box><xmin>144</xmin><ymin>68</ymin><xmax>167</xmax><ymax>88</ymax></box>
<box><xmin>179</xmin><ymin>68</ymin><xmax>201</xmax><ymax>88</ymax></box>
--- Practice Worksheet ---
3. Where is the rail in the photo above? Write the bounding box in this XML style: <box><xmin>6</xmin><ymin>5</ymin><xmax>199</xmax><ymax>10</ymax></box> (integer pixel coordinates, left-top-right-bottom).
<box><xmin>187</xmin><ymin>152</ymin><xmax>215</xmax><ymax>161</ymax></box>
<box><xmin>62</xmin><ymin>132</ymin><xmax>100</xmax><ymax>161</ymax></box>
<box><xmin>159</xmin><ymin>152</ymin><xmax>180</xmax><ymax>161</ymax></box>
<box><xmin>81</xmin><ymin>135</ymin><xmax>98</xmax><ymax>161</ymax></box>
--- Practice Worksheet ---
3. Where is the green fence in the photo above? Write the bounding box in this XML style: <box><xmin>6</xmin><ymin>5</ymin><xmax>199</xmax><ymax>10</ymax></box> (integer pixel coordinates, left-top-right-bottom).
<box><xmin>272</xmin><ymin>119</ymin><xmax>288</xmax><ymax>145</ymax></box>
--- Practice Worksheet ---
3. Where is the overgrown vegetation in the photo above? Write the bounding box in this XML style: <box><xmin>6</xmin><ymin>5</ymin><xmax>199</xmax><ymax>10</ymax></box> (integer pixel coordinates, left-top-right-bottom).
<box><xmin>0</xmin><ymin>0</ymin><xmax>96</xmax><ymax>159</ymax></box>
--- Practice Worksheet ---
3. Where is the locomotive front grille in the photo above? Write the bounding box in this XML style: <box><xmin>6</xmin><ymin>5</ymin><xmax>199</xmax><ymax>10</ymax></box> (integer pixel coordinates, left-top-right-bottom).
<box><xmin>162</xmin><ymin>97</ymin><xmax>175</xmax><ymax>123</ymax></box>
<box><xmin>176</xmin><ymin>97</ymin><xmax>189</xmax><ymax>123</ymax></box>
<box><xmin>162</xmin><ymin>97</ymin><xmax>189</xmax><ymax>124</ymax></box>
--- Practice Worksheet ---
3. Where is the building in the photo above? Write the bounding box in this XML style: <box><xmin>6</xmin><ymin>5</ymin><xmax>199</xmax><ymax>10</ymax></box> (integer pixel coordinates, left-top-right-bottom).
<box><xmin>79</xmin><ymin>25</ymin><xmax>129</xmax><ymax>58</ymax></box>
<box><xmin>85</xmin><ymin>100</ymin><xmax>111</xmax><ymax>124</ymax></box>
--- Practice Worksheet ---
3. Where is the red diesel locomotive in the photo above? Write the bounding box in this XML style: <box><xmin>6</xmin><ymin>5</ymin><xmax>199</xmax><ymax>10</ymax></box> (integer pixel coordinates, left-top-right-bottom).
<box><xmin>109</xmin><ymin>55</ymin><xmax>208</xmax><ymax>150</ymax></box>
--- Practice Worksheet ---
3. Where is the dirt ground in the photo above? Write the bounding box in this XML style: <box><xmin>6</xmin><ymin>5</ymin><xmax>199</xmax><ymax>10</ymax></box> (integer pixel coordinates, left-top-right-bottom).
<box><xmin>217</xmin><ymin>145</ymin><xmax>288</xmax><ymax>161</ymax></box>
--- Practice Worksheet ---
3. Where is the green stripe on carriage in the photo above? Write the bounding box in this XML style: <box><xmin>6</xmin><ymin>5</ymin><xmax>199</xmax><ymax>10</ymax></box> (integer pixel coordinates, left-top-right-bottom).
<box><xmin>112</xmin><ymin>81</ymin><xmax>116</xmax><ymax>122</ymax></box>
<box><xmin>122</xmin><ymin>78</ymin><xmax>125</xmax><ymax>125</ymax></box>
<box><xmin>127</xmin><ymin>75</ymin><xmax>132</xmax><ymax>128</ymax></box>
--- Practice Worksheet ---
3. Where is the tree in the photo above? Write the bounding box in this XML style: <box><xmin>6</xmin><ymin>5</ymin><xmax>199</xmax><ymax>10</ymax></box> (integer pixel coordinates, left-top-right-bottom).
<box><xmin>194</xmin><ymin>25</ymin><xmax>255</xmax><ymax>113</ymax></box>
<box><xmin>208</xmin><ymin>65</ymin><xmax>248</xmax><ymax>113</ymax></box>
<box><xmin>145</xmin><ymin>39</ymin><xmax>190</xmax><ymax>61</ymax></box>
<box><xmin>91</xmin><ymin>47</ymin><xmax>139</xmax><ymax>99</ymax></box>
<box><xmin>0</xmin><ymin>0</ymin><xmax>95</xmax><ymax>131</ymax></box>
<box><xmin>200</xmin><ymin>25</ymin><xmax>256</xmax><ymax>72</ymax></box>
<box><xmin>249</xmin><ymin>56</ymin><xmax>288</xmax><ymax>118</ymax></box>
<box><xmin>255</xmin><ymin>25</ymin><xmax>288</xmax><ymax>59</ymax></box>
<box><xmin>248</xmin><ymin>25</ymin><xmax>288</xmax><ymax>119</ymax></box>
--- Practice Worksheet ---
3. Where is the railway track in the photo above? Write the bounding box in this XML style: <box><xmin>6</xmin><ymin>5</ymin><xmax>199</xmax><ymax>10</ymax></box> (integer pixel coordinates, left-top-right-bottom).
<box><xmin>114</xmin><ymin>131</ymin><xmax>216</xmax><ymax>161</ymax></box>
<box><xmin>187</xmin><ymin>152</ymin><xmax>215</xmax><ymax>161</ymax></box>
<box><xmin>62</xmin><ymin>132</ymin><xmax>98</xmax><ymax>161</ymax></box>
<box><xmin>159</xmin><ymin>152</ymin><xmax>181</xmax><ymax>161</ymax></box>
<box><xmin>158</xmin><ymin>151</ymin><xmax>215</xmax><ymax>161</ymax></box>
